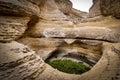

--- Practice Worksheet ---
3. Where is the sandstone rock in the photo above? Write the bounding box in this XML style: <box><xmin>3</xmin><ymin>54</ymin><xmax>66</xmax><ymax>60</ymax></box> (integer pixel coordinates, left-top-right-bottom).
<box><xmin>56</xmin><ymin>46</ymin><xmax>101</xmax><ymax>64</ymax></box>
<box><xmin>37</xmin><ymin>48</ymin><xmax>57</xmax><ymax>60</ymax></box>
<box><xmin>76</xmin><ymin>16</ymin><xmax>120</xmax><ymax>28</ymax></box>
<box><xmin>80</xmin><ymin>42</ymin><xmax>120</xmax><ymax>80</ymax></box>
<box><xmin>70</xmin><ymin>8</ymin><xmax>88</xmax><ymax>22</ymax></box>
<box><xmin>55</xmin><ymin>0</ymin><xmax>72</xmax><ymax>14</ymax></box>
<box><xmin>64</xmin><ymin>39</ymin><xmax>76</xmax><ymax>44</ymax></box>
<box><xmin>0</xmin><ymin>16</ymin><xmax>30</xmax><ymax>42</ymax></box>
<box><xmin>33</xmin><ymin>42</ymin><xmax>120</xmax><ymax>80</ymax></box>
<box><xmin>0</xmin><ymin>41</ymin><xmax>119</xmax><ymax>80</ymax></box>
<box><xmin>18</xmin><ymin>37</ymin><xmax>64</xmax><ymax>51</ymax></box>
<box><xmin>89</xmin><ymin>0</ymin><xmax>120</xmax><ymax>18</ymax></box>
<box><xmin>26</xmin><ymin>20</ymin><xmax>74</xmax><ymax>37</ymax></box>
<box><xmin>0</xmin><ymin>41</ymin><xmax>45</xmax><ymax>80</ymax></box>
<box><xmin>89</xmin><ymin>0</ymin><xmax>101</xmax><ymax>18</ymax></box>
<box><xmin>101</xmin><ymin>0</ymin><xmax>120</xmax><ymax>19</ymax></box>
<box><xmin>18</xmin><ymin>37</ymin><xmax>102</xmax><ymax>64</ymax></box>
<box><xmin>0</xmin><ymin>0</ymin><xmax>44</xmax><ymax>17</ymax></box>
<box><xmin>0</xmin><ymin>0</ymin><xmax>120</xmax><ymax>80</ymax></box>
<box><xmin>39</xmin><ymin>0</ymin><xmax>67</xmax><ymax>20</ymax></box>
<box><xmin>43</xmin><ymin>27</ymin><xmax>120</xmax><ymax>42</ymax></box>
<box><xmin>24</xmin><ymin>0</ymin><xmax>75</xmax><ymax>37</ymax></box>
<box><xmin>55</xmin><ymin>0</ymin><xmax>88</xmax><ymax>23</ymax></box>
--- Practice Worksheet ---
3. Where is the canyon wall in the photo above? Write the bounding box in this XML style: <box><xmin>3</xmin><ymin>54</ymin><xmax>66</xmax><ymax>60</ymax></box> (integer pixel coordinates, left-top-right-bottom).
<box><xmin>0</xmin><ymin>0</ymin><xmax>120</xmax><ymax>80</ymax></box>
<box><xmin>89</xmin><ymin>0</ymin><xmax>120</xmax><ymax>18</ymax></box>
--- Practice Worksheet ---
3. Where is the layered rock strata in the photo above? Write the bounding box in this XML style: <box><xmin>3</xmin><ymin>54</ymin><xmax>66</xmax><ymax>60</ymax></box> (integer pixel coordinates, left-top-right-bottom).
<box><xmin>0</xmin><ymin>0</ymin><xmax>120</xmax><ymax>80</ymax></box>
<box><xmin>89</xmin><ymin>0</ymin><xmax>120</xmax><ymax>18</ymax></box>
<box><xmin>0</xmin><ymin>16</ymin><xmax>30</xmax><ymax>42</ymax></box>
<box><xmin>43</xmin><ymin>27</ymin><xmax>120</xmax><ymax>42</ymax></box>
<box><xmin>0</xmin><ymin>41</ymin><xmax>45</xmax><ymax>80</ymax></box>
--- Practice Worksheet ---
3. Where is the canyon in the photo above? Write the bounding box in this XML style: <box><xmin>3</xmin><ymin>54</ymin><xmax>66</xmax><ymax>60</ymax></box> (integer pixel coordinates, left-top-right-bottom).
<box><xmin>0</xmin><ymin>0</ymin><xmax>120</xmax><ymax>80</ymax></box>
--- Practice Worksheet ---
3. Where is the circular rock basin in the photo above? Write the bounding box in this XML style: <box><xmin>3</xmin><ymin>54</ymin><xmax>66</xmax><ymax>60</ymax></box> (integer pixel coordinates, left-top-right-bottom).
<box><xmin>45</xmin><ymin>50</ymin><xmax>101</xmax><ymax>74</ymax></box>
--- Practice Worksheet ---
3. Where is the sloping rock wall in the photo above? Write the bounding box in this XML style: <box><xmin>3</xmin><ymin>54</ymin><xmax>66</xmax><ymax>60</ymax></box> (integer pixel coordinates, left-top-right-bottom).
<box><xmin>89</xmin><ymin>0</ymin><xmax>120</xmax><ymax>18</ymax></box>
<box><xmin>0</xmin><ymin>0</ymin><xmax>45</xmax><ymax>16</ymax></box>
<box><xmin>55</xmin><ymin>0</ymin><xmax>88</xmax><ymax>23</ymax></box>
<box><xmin>0</xmin><ymin>0</ymin><xmax>120</xmax><ymax>80</ymax></box>
<box><xmin>24</xmin><ymin>0</ymin><xmax>74</xmax><ymax>37</ymax></box>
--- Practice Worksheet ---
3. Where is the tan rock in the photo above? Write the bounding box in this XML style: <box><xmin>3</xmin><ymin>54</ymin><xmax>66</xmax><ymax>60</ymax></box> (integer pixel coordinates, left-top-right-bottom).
<box><xmin>89</xmin><ymin>0</ymin><xmax>101</xmax><ymax>18</ymax></box>
<box><xmin>77</xmin><ymin>16</ymin><xmax>120</xmax><ymax>27</ymax></box>
<box><xmin>37</xmin><ymin>48</ymin><xmax>57</xmax><ymax>60</ymax></box>
<box><xmin>0</xmin><ymin>0</ymin><xmax>44</xmax><ymax>17</ymax></box>
<box><xmin>0</xmin><ymin>0</ymin><xmax>120</xmax><ymax>80</ymax></box>
<box><xmin>18</xmin><ymin>37</ymin><xmax>102</xmax><ymax>64</ymax></box>
<box><xmin>0</xmin><ymin>41</ymin><xmax>45</xmax><ymax>80</ymax></box>
<box><xmin>55</xmin><ymin>0</ymin><xmax>72</xmax><ymax>14</ymax></box>
<box><xmin>18</xmin><ymin>37</ymin><xmax>64</xmax><ymax>51</ymax></box>
<box><xmin>43</xmin><ymin>26</ymin><xmax>120</xmax><ymax>42</ymax></box>
<box><xmin>80</xmin><ymin>42</ymin><xmax>120</xmax><ymax>80</ymax></box>
<box><xmin>26</xmin><ymin>20</ymin><xmax>74</xmax><ymax>37</ymax></box>
<box><xmin>89</xmin><ymin>0</ymin><xmax>120</xmax><ymax>18</ymax></box>
<box><xmin>64</xmin><ymin>39</ymin><xmax>76</xmax><ymax>44</ymax></box>
<box><xmin>25</xmin><ymin>0</ymin><xmax>75</xmax><ymax>37</ymax></box>
<box><xmin>0</xmin><ymin>16</ymin><xmax>30</xmax><ymax>42</ymax></box>
<box><xmin>55</xmin><ymin>0</ymin><xmax>88</xmax><ymax>23</ymax></box>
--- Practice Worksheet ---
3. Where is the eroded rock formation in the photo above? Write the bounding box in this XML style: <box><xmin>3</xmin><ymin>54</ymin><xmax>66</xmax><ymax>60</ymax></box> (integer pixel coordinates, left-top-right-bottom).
<box><xmin>0</xmin><ymin>0</ymin><xmax>120</xmax><ymax>80</ymax></box>
<box><xmin>55</xmin><ymin>0</ymin><xmax>88</xmax><ymax>23</ymax></box>
<box><xmin>0</xmin><ymin>41</ymin><xmax>45</xmax><ymax>80</ymax></box>
<box><xmin>89</xmin><ymin>0</ymin><xmax>120</xmax><ymax>18</ymax></box>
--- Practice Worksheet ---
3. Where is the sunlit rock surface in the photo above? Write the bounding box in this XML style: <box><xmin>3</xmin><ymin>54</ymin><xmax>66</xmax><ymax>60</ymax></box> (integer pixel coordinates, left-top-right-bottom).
<box><xmin>25</xmin><ymin>0</ymin><xmax>74</xmax><ymax>37</ymax></box>
<box><xmin>43</xmin><ymin>27</ymin><xmax>120</xmax><ymax>42</ymax></box>
<box><xmin>0</xmin><ymin>0</ymin><xmax>120</xmax><ymax>80</ymax></box>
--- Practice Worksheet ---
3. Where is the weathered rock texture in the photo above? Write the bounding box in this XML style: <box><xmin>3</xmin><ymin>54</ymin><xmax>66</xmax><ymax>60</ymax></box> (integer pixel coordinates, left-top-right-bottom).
<box><xmin>0</xmin><ymin>41</ymin><xmax>45</xmax><ymax>80</ymax></box>
<box><xmin>0</xmin><ymin>0</ymin><xmax>45</xmax><ymax>16</ymax></box>
<box><xmin>0</xmin><ymin>0</ymin><xmax>120</xmax><ymax>80</ymax></box>
<box><xmin>0</xmin><ymin>16</ymin><xmax>30</xmax><ymax>42</ymax></box>
<box><xmin>25</xmin><ymin>0</ymin><xmax>74</xmax><ymax>37</ymax></box>
<box><xmin>55</xmin><ymin>0</ymin><xmax>88</xmax><ymax>23</ymax></box>
<box><xmin>100</xmin><ymin>0</ymin><xmax>120</xmax><ymax>18</ymax></box>
<box><xmin>89</xmin><ymin>0</ymin><xmax>101</xmax><ymax>17</ymax></box>
<box><xmin>55</xmin><ymin>0</ymin><xmax>72</xmax><ymax>14</ymax></box>
<box><xmin>80</xmin><ymin>43</ymin><xmax>120</xmax><ymax>80</ymax></box>
<box><xmin>43</xmin><ymin>27</ymin><xmax>120</xmax><ymax>42</ymax></box>
<box><xmin>0</xmin><ymin>0</ymin><xmax>47</xmax><ymax>42</ymax></box>
<box><xmin>89</xmin><ymin>0</ymin><xmax>120</xmax><ymax>18</ymax></box>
